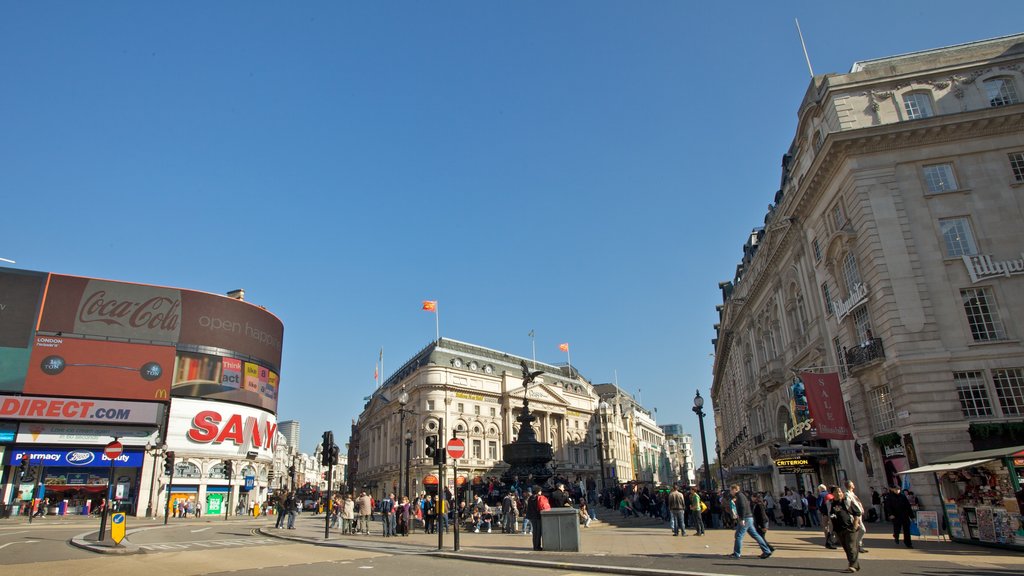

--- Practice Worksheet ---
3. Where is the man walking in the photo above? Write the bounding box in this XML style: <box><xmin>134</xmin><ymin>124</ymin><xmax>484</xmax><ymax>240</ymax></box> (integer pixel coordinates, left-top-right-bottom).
<box><xmin>689</xmin><ymin>486</ymin><xmax>705</xmax><ymax>536</ymax></box>
<box><xmin>727</xmin><ymin>485</ymin><xmax>772</xmax><ymax>560</ymax></box>
<box><xmin>380</xmin><ymin>493</ymin><xmax>396</xmax><ymax>537</ymax></box>
<box><xmin>275</xmin><ymin>495</ymin><xmax>286</xmax><ymax>529</ymax></box>
<box><xmin>667</xmin><ymin>485</ymin><xmax>687</xmax><ymax>536</ymax></box>
<box><xmin>525</xmin><ymin>485</ymin><xmax>550</xmax><ymax>551</ymax></box>
<box><xmin>285</xmin><ymin>492</ymin><xmax>297</xmax><ymax>530</ymax></box>
<box><xmin>356</xmin><ymin>490</ymin><xmax>373</xmax><ymax>535</ymax></box>
<box><xmin>883</xmin><ymin>485</ymin><xmax>913</xmax><ymax>548</ymax></box>
<box><xmin>829</xmin><ymin>485</ymin><xmax>862</xmax><ymax>573</ymax></box>
<box><xmin>844</xmin><ymin>480</ymin><xmax>868</xmax><ymax>553</ymax></box>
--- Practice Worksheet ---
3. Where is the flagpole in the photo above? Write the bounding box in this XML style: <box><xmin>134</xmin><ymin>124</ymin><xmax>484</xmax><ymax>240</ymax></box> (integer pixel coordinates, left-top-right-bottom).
<box><xmin>380</xmin><ymin>347</ymin><xmax>384</xmax><ymax>387</ymax></box>
<box><xmin>795</xmin><ymin>18</ymin><xmax>814</xmax><ymax>77</ymax></box>
<box><xmin>566</xmin><ymin>347</ymin><xmax>572</xmax><ymax>377</ymax></box>
<box><xmin>435</xmin><ymin>303</ymin><xmax>440</xmax><ymax>344</ymax></box>
<box><xmin>529</xmin><ymin>330</ymin><xmax>536</xmax><ymax>369</ymax></box>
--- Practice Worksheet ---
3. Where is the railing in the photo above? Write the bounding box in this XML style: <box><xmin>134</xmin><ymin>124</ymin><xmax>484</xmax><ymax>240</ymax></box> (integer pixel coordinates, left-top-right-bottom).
<box><xmin>845</xmin><ymin>338</ymin><xmax>885</xmax><ymax>371</ymax></box>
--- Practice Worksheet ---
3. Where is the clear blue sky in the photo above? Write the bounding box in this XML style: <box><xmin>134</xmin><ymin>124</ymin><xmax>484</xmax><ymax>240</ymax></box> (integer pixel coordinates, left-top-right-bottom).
<box><xmin>2</xmin><ymin>2</ymin><xmax>1020</xmax><ymax>460</ymax></box>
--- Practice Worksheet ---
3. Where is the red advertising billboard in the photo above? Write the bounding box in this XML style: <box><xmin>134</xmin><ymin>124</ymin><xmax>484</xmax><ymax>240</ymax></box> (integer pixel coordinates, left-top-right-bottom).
<box><xmin>0</xmin><ymin>269</ymin><xmax>47</xmax><ymax>393</ymax></box>
<box><xmin>37</xmin><ymin>274</ymin><xmax>283</xmax><ymax>369</ymax></box>
<box><xmin>799</xmin><ymin>371</ymin><xmax>854</xmax><ymax>440</ymax></box>
<box><xmin>24</xmin><ymin>336</ymin><xmax>174</xmax><ymax>402</ymax></box>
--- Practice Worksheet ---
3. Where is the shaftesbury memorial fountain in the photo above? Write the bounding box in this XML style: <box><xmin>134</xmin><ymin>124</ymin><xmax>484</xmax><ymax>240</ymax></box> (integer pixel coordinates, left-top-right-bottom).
<box><xmin>501</xmin><ymin>360</ymin><xmax>555</xmax><ymax>487</ymax></box>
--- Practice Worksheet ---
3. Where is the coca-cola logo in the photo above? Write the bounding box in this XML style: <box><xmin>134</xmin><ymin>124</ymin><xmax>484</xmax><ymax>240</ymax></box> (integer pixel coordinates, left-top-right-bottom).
<box><xmin>78</xmin><ymin>290</ymin><xmax>181</xmax><ymax>332</ymax></box>
<box><xmin>67</xmin><ymin>450</ymin><xmax>95</xmax><ymax>466</ymax></box>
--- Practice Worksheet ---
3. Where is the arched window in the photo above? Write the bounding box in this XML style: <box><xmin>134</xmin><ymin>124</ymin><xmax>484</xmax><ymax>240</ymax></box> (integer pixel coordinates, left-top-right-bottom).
<box><xmin>984</xmin><ymin>76</ymin><xmax>1020</xmax><ymax>107</ymax></box>
<box><xmin>902</xmin><ymin>91</ymin><xmax>934</xmax><ymax>119</ymax></box>
<box><xmin>841</xmin><ymin>252</ymin><xmax>862</xmax><ymax>296</ymax></box>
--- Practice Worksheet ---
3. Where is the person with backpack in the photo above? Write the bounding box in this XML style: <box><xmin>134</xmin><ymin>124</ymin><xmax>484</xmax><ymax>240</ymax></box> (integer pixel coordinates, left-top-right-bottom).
<box><xmin>689</xmin><ymin>486</ymin><xmax>706</xmax><ymax>535</ymax></box>
<box><xmin>818</xmin><ymin>484</ymin><xmax>838</xmax><ymax>549</ymax></box>
<box><xmin>525</xmin><ymin>485</ymin><xmax>550</xmax><ymax>551</ymax></box>
<box><xmin>829</xmin><ymin>485</ymin><xmax>862</xmax><ymax>573</ymax></box>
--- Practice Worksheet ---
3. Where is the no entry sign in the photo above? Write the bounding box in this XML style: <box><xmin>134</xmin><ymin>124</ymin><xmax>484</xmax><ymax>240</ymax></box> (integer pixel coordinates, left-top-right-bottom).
<box><xmin>446</xmin><ymin>438</ymin><xmax>465</xmax><ymax>459</ymax></box>
<box><xmin>104</xmin><ymin>440</ymin><xmax>123</xmax><ymax>460</ymax></box>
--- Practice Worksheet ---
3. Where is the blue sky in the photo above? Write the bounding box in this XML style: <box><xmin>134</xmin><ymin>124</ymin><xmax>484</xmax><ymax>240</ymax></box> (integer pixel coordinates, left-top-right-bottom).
<box><xmin>2</xmin><ymin>2</ymin><xmax>1020</xmax><ymax>459</ymax></box>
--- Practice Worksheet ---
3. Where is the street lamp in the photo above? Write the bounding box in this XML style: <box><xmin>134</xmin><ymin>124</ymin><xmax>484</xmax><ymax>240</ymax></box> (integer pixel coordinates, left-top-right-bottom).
<box><xmin>405</xmin><ymin>430</ymin><xmax>413</xmax><ymax>499</ymax></box>
<box><xmin>144</xmin><ymin>442</ymin><xmax>165</xmax><ymax>518</ymax></box>
<box><xmin>596</xmin><ymin>400</ymin><xmax>609</xmax><ymax>499</ymax></box>
<box><xmin>716</xmin><ymin>441</ymin><xmax>726</xmax><ymax>490</ymax></box>
<box><xmin>692</xmin><ymin>390</ymin><xmax>712</xmax><ymax>492</ymax></box>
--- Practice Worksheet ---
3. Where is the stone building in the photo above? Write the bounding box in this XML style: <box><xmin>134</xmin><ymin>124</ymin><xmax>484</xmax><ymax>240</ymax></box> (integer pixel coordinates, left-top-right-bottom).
<box><xmin>350</xmin><ymin>338</ymin><xmax>662</xmax><ymax>498</ymax></box>
<box><xmin>711</xmin><ymin>34</ymin><xmax>1024</xmax><ymax>507</ymax></box>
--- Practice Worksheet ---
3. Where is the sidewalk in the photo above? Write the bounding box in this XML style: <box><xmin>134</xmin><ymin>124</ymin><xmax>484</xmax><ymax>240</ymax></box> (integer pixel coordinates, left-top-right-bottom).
<box><xmin>256</xmin><ymin>515</ymin><xmax>1024</xmax><ymax>575</ymax></box>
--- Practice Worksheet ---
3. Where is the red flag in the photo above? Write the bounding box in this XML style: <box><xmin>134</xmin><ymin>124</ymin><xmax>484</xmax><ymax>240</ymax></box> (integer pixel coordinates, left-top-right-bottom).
<box><xmin>422</xmin><ymin>300</ymin><xmax>437</xmax><ymax>312</ymax></box>
<box><xmin>558</xmin><ymin>343</ymin><xmax>569</xmax><ymax>352</ymax></box>
<box><xmin>799</xmin><ymin>372</ymin><xmax>853</xmax><ymax>440</ymax></box>
<box><xmin>374</xmin><ymin>365</ymin><xmax>379</xmax><ymax>381</ymax></box>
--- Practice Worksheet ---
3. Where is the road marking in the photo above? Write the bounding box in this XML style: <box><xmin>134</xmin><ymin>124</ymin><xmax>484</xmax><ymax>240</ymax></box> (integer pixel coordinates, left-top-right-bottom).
<box><xmin>0</xmin><ymin>540</ymin><xmax>39</xmax><ymax>549</ymax></box>
<box><xmin>190</xmin><ymin>528</ymin><xmax>211</xmax><ymax>533</ymax></box>
<box><xmin>137</xmin><ymin>538</ymin><xmax>278</xmax><ymax>551</ymax></box>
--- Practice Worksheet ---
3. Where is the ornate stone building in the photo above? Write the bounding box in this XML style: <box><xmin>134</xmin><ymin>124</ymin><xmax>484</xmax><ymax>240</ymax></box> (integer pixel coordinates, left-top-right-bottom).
<box><xmin>712</xmin><ymin>34</ymin><xmax>1024</xmax><ymax>506</ymax></box>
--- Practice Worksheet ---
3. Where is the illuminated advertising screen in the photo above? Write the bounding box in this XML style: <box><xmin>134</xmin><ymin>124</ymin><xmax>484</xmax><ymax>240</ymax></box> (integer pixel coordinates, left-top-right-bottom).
<box><xmin>172</xmin><ymin>351</ymin><xmax>278</xmax><ymax>412</ymax></box>
<box><xmin>32</xmin><ymin>273</ymin><xmax>283</xmax><ymax>410</ymax></box>
<box><xmin>165</xmin><ymin>398</ymin><xmax>278</xmax><ymax>459</ymax></box>
<box><xmin>24</xmin><ymin>335</ymin><xmax>174</xmax><ymax>402</ymax></box>
<box><xmin>0</xmin><ymin>269</ymin><xmax>47</xmax><ymax>393</ymax></box>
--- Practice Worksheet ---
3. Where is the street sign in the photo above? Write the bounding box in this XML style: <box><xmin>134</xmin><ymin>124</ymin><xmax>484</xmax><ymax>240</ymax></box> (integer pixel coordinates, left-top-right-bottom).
<box><xmin>111</xmin><ymin>512</ymin><xmax>126</xmax><ymax>545</ymax></box>
<box><xmin>446</xmin><ymin>438</ymin><xmax>465</xmax><ymax>459</ymax></box>
<box><xmin>104</xmin><ymin>440</ymin><xmax>124</xmax><ymax>460</ymax></box>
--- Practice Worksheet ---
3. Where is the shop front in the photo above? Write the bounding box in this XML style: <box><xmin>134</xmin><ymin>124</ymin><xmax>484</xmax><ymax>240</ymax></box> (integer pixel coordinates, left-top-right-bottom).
<box><xmin>5</xmin><ymin>447</ymin><xmax>143</xmax><ymax>516</ymax></box>
<box><xmin>902</xmin><ymin>445</ymin><xmax>1024</xmax><ymax>550</ymax></box>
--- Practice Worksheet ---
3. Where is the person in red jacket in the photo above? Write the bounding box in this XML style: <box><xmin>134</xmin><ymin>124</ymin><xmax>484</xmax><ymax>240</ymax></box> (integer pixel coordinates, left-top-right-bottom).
<box><xmin>525</xmin><ymin>485</ymin><xmax>551</xmax><ymax>551</ymax></box>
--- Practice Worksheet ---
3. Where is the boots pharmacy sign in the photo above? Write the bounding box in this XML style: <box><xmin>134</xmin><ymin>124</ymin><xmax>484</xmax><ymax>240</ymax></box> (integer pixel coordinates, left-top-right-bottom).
<box><xmin>166</xmin><ymin>398</ymin><xmax>277</xmax><ymax>459</ymax></box>
<box><xmin>963</xmin><ymin>254</ymin><xmax>1024</xmax><ymax>283</ymax></box>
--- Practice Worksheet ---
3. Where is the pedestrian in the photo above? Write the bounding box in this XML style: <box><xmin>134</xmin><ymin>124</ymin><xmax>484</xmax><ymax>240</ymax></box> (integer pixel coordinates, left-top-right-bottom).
<box><xmin>274</xmin><ymin>495</ymin><xmax>286</xmax><ymax>528</ymax></box>
<box><xmin>790</xmin><ymin>488</ymin><xmax>805</xmax><ymax>528</ymax></box>
<box><xmin>764</xmin><ymin>492</ymin><xmax>777</xmax><ymax>526</ymax></box>
<box><xmin>356</xmin><ymin>491</ymin><xmax>372</xmax><ymax>534</ymax></box>
<box><xmin>871</xmin><ymin>488</ymin><xmax>882</xmax><ymax>523</ymax></box>
<box><xmin>380</xmin><ymin>493</ymin><xmax>395</xmax><ymax>537</ymax></box>
<box><xmin>423</xmin><ymin>494</ymin><xmax>436</xmax><ymax>534</ymax></box>
<box><xmin>818</xmin><ymin>484</ymin><xmax>838</xmax><ymax>549</ymax></box>
<box><xmin>342</xmin><ymin>494</ymin><xmax>355</xmax><ymax>534</ymax></box>
<box><xmin>577</xmin><ymin>498</ymin><xmax>591</xmax><ymax>528</ymax></box>
<box><xmin>688</xmin><ymin>486</ymin><xmax>705</xmax><ymax>535</ymax></box>
<box><xmin>549</xmin><ymin>483</ymin><xmax>571</xmax><ymax>508</ymax></box>
<box><xmin>844</xmin><ymin>480</ymin><xmax>869</xmax><ymax>554</ymax></box>
<box><xmin>883</xmin><ymin>485</ymin><xmax>914</xmax><ymax>548</ymax></box>
<box><xmin>726</xmin><ymin>485</ymin><xmax>772</xmax><ymax>560</ymax></box>
<box><xmin>668</xmin><ymin>485</ymin><xmax>687</xmax><ymax>536</ymax></box>
<box><xmin>525</xmin><ymin>485</ymin><xmax>550</xmax><ymax>551</ymax></box>
<box><xmin>751</xmin><ymin>493</ymin><xmax>773</xmax><ymax>551</ymax></box>
<box><xmin>828</xmin><ymin>485</ymin><xmax>862</xmax><ymax>573</ymax></box>
<box><xmin>285</xmin><ymin>492</ymin><xmax>297</xmax><ymax>529</ymax></box>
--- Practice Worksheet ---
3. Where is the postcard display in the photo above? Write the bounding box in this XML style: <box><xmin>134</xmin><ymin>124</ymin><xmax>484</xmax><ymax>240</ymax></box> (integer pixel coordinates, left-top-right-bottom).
<box><xmin>938</xmin><ymin>461</ymin><xmax>1019</xmax><ymax>545</ymax></box>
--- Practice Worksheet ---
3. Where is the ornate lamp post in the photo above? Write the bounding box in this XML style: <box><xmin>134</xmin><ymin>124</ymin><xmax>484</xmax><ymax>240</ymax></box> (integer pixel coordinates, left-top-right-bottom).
<box><xmin>144</xmin><ymin>442</ymin><xmax>165</xmax><ymax>518</ymax></box>
<box><xmin>404</xmin><ymin>430</ymin><xmax>413</xmax><ymax>499</ymax></box>
<box><xmin>692</xmin><ymin>390</ymin><xmax>712</xmax><ymax>491</ymax></box>
<box><xmin>667</xmin><ymin>439</ymin><xmax>677</xmax><ymax>485</ymax></box>
<box><xmin>596</xmin><ymin>400</ymin><xmax>609</xmax><ymax>496</ymax></box>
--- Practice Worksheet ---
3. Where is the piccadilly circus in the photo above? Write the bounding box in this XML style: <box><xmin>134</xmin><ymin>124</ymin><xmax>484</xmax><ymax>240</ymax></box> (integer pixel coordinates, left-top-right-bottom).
<box><xmin>0</xmin><ymin>267</ymin><xmax>284</xmax><ymax>518</ymax></box>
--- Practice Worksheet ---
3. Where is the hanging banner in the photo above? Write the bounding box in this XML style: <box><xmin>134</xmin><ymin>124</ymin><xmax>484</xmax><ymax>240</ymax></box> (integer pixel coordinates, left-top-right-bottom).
<box><xmin>799</xmin><ymin>372</ymin><xmax>854</xmax><ymax>440</ymax></box>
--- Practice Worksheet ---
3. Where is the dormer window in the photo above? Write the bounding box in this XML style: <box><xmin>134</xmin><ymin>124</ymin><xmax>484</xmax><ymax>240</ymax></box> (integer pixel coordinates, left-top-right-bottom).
<box><xmin>902</xmin><ymin>92</ymin><xmax>934</xmax><ymax>119</ymax></box>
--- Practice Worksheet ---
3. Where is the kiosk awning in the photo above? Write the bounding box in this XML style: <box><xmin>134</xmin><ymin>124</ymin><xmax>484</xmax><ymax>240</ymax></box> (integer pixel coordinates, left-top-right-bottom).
<box><xmin>901</xmin><ymin>458</ymin><xmax>994</xmax><ymax>475</ymax></box>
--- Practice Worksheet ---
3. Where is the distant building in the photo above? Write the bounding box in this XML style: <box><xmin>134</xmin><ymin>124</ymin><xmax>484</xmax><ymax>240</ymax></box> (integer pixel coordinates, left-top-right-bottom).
<box><xmin>659</xmin><ymin>425</ymin><xmax>695</xmax><ymax>486</ymax></box>
<box><xmin>592</xmin><ymin>384</ymin><xmax>666</xmax><ymax>485</ymax></box>
<box><xmin>278</xmin><ymin>420</ymin><xmax>301</xmax><ymax>451</ymax></box>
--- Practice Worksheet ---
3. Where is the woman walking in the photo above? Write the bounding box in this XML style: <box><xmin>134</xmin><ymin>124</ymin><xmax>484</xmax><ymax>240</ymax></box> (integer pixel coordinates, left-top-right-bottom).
<box><xmin>829</xmin><ymin>486</ymin><xmax>862</xmax><ymax>573</ymax></box>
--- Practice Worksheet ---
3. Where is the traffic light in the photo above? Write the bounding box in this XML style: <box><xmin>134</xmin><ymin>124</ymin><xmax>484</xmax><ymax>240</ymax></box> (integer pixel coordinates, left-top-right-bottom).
<box><xmin>288</xmin><ymin>465</ymin><xmax>296</xmax><ymax>479</ymax></box>
<box><xmin>18</xmin><ymin>454</ymin><xmax>29</xmax><ymax>480</ymax></box>
<box><xmin>321</xmin><ymin>431</ymin><xmax>334</xmax><ymax>466</ymax></box>
<box><xmin>425</xmin><ymin>434</ymin><xmax>445</xmax><ymax>464</ymax></box>
<box><xmin>164</xmin><ymin>451</ymin><xmax>176</xmax><ymax>476</ymax></box>
<box><xmin>224</xmin><ymin>460</ymin><xmax>233</xmax><ymax>478</ymax></box>
<box><xmin>329</xmin><ymin>444</ymin><xmax>340</xmax><ymax>466</ymax></box>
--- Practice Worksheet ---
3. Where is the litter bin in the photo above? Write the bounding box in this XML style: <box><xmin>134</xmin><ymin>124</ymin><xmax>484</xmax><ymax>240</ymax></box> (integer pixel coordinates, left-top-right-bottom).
<box><xmin>539</xmin><ymin>508</ymin><xmax>580</xmax><ymax>551</ymax></box>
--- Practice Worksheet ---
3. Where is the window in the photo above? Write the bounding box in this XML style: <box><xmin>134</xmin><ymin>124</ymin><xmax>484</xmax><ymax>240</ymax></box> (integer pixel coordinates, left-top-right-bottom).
<box><xmin>923</xmin><ymin>163</ymin><xmax>958</xmax><ymax>193</ymax></box>
<box><xmin>852</xmin><ymin>306</ymin><xmax>872</xmax><ymax>343</ymax></box>
<box><xmin>426</xmin><ymin>400</ymin><xmax>435</xmax><ymax>411</ymax></box>
<box><xmin>814</xmin><ymin>130</ymin><xmax>825</xmax><ymax>152</ymax></box>
<box><xmin>984</xmin><ymin>76</ymin><xmax>1020</xmax><ymax>107</ymax></box>
<box><xmin>842</xmin><ymin>253</ymin><xmax>862</xmax><ymax>295</ymax></box>
<box><xmin>457</xmin><ymin>402</ymin><xmax>465</xmax><ymax>413</ymax></box>
<box><xmin>939</xmin><ymin>217</ymin><xmax>978</xmax><ymax>257</ymax></box>
<box><xmin>487</xmin><ymin>441</ymin><xmax>498</xmax><ymax>460</ymax></box>
<box><xmin>993</xmin><ymin>369</ymin><xmax>1024</xmax><ymax>416</ymax></box>
<box><xmin>833</xmin><ymin>337</ymin><xmax>848</xmax><ymax>380</ymax></box>
<box><xmin>867</xmin><ymin>385</ymin><xmax>896</xmax><ymax>432</ymax></box>
<box><xmin>474</xmin><ymin>405</ymin><xmax>480</xmax><ymax>416</ymax></box>
<box><xmin>955</xmin><ymin>371</ymin><xmax>993</xmax><ymax>418</ymax></box>
<box><xmin>489</xmin><ymin>407</ymin><xmax>496</xmax><ymax>417</ymax></box>
<box><xmin>1010</xmin><ymin>152</ymin><xmax>1024</xmax><ymax>183</ymax></box>
<box><xmin>961</xmin><ymin>287</ymin><xmax>1007</xmax><ymax>342</ymax></box>
<box><xmin>472</xmin><ymin>439</ymin><xmax>482</xmax><ymax>459</ymax></box>
<box><xmin>902</xmin><ymin>92</ymin><xmax>934</xmax><ymax>119</ymax></box>
<box><xmin>813</xmin><ymin>238</ymin><xmax>822</xmax><ymax>262</ymax></box>
<box><xmin>832</xmin><ymin>202</ymin><xmax>846</xmax><ymax>230</ymax></box>
<box><xmin>822</xmin><ymin>282</ymin><xmax>834</xmax><ymax>315</ymax></box>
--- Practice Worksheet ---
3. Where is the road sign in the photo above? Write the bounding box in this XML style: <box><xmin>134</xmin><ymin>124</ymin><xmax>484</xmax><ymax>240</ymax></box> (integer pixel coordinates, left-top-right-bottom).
<box><xmin>446</xmin><ymin>438</ymin><xmax>465</xmax><ymax>459</ymax></box>
<box><xmin>111</xmin><ymin>512</ymin><xmax>126</xmax><ymax>545</ymax></box>
<box><xmin>104</xmin><ymin>440</ymin><xmax>123</xmax><ymax>460</ymax></box>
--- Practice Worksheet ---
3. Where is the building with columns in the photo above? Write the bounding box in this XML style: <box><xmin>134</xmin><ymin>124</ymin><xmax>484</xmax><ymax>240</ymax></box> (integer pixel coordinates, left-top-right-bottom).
<box><xmin>711</xmin><ymin>34</ymin><xmax>1024</xmax><ymax>510</ymax></box>
<box><xmin>351</xmin><ymin>338</ymin><xmax>664</xmax><ymax>498</ymax></box>
<box><xmin>659</xmin><ymin>424</ymin><xmax>695</xmax><ymax>486</ymax></box>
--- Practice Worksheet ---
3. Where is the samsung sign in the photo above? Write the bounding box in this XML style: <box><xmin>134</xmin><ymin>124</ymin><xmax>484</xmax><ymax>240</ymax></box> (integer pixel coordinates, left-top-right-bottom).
<box><xmin>8</xmin><ymin>449</ymin><xmax>143</xmax><ymax>468</ymax></box>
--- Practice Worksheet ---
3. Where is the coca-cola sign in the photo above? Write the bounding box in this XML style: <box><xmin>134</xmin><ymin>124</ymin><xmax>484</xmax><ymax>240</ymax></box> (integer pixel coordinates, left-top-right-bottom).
<box><xmin>74</xmin><ymin>280</ymin><xmax>182</xmax><ymax>341</ymax></box>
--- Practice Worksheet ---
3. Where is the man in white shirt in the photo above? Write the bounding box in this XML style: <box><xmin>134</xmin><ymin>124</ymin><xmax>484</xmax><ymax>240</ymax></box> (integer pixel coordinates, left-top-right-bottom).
<box><xmin>844</xmin><ymin>480</ymin><xmax>868</xmax><ymax>553</ymax></box>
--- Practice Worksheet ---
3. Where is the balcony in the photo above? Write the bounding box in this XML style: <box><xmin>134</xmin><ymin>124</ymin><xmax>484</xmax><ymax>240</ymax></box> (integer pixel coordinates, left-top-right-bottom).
<box><xmin>845</xmin><ymin>338</ymin><xmax>885</xmax><ymax>372</ymax></box>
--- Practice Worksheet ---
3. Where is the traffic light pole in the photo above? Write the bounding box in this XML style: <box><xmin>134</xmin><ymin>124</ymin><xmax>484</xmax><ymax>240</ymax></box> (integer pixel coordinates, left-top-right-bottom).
<box><xmin>164</xmin><ymin>453</ymin><xmax>175</xmax><ymax>525</ymax></box>
<box><xmin>437</xmin><ymin>417</ymin><xmax>444</xmax><ymax>552</ymax></box>
<box><xmin>28</xmin><ymin>464</ymin><xmax>43</xmax><ymax>525</ymax></box>
<box><xmin>452</xmin><ymin>428</ymin><xmax>459</xmax><ymax>552</ymax></box>
<box><xmin>324</xmin><ymin>458</ymin><xmax>333</xmax><ymax>539</ymax></box>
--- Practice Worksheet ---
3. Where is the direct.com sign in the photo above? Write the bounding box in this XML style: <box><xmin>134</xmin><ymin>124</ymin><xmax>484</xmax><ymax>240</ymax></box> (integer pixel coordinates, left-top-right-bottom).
<box><xmin>0</xmin><ymin>394</ymin><xmax>162</xmax><ymax>425</ymax></box>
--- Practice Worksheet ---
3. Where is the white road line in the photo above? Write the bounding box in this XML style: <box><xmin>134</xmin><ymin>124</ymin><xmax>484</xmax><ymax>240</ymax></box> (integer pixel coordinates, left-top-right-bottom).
<box><xmin>0</xmin><ymin>540</ymin><xmax>39</xmax><ymax>550</ymax></box>
<box><xmin>190</xmin><ymin>527</ymin><xmax>211</xmax><ymax>533</ymax></box>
